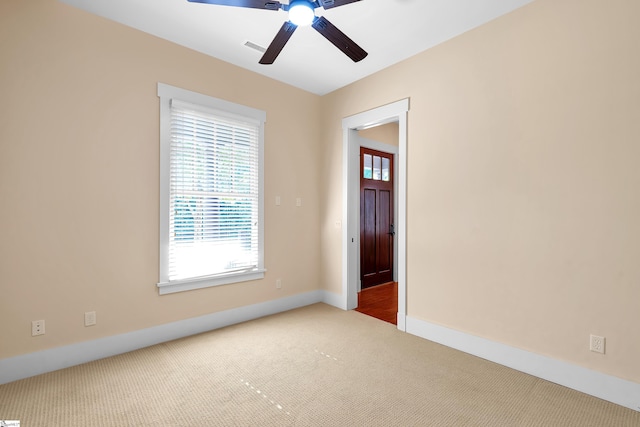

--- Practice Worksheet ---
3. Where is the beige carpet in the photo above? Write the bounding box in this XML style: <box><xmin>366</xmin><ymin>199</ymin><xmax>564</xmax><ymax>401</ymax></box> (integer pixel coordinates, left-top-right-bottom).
<box><xmin>1</xmin><ymin>303</ymin><xmax>639</xmax><ymax>426</ymax></box>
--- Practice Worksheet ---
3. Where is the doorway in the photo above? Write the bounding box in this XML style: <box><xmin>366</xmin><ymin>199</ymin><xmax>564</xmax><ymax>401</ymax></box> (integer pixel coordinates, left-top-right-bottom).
<box><xmin>341</xmin><ymin>99</ymin><xmax>409</xmax><ymax>331</ymax></box>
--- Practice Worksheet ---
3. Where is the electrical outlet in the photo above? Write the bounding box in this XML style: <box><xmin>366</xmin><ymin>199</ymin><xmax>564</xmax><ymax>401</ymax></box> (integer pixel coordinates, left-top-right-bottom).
<box><xmin>296</xmin><ymin>197</ymin><xmax>302</xmax><ymax>207</ymax></box>
<box><xmin>590</xmin><ymin>334</ymin><xmax>605</xmax><ymax>354</ymax></box>
<box><xmin>275</xmin><ymin>196</ymin><xmax>281</xmax><ymax>206</ymax></box>
<box><xmin>85</xmin><ymin>311</ymin><xmax>97</xmax><ymax>327</ymax></box>
<box><xmin>276</xmin><ymin>279</ymin><xmax>282</xmax><ymax>289</ymax></box>
<box><xmin>31</xmin><ymin>320</ymin><xmax>45</xmax><ymax>336</ymax></box>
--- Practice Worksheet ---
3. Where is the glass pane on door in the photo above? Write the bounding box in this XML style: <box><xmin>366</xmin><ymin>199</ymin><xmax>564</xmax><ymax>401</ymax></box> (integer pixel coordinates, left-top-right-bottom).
<box><xmin>373</xmin><ymin>156</ymin><xmax>381</xmax><ymax>180</ymax></box>
<box><xmin>363</xmin><ymin>154</ymin><xmax>372</xmax><ymax>179</ymax></box>
<box><xmin>382</xmin><ymin>157</ymin><xmax>390</xmax><ymax>181</ymax></box>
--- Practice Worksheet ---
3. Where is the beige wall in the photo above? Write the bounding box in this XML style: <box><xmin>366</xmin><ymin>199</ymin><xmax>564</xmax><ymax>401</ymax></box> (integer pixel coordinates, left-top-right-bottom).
<box><xmin>320</xmin><ymin>0</ymin><xmax>640</xmax><ymax>383</ymax></box>
<box><xmin>358</xmin><ymin>122</ymin><xmax>399</xmax><ymax>147</ymax></box>
<box><xmin>0</xmin><ymin>0</ymin><xmax>321</xmax><ymax>359</ymax></box>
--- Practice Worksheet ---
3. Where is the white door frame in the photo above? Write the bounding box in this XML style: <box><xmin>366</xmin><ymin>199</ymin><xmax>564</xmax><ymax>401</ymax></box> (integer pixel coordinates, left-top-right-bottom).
<box><xmin>341</xmin><ymin>99</ymin><xmax>409</xmax><ymax>331</ymax></box>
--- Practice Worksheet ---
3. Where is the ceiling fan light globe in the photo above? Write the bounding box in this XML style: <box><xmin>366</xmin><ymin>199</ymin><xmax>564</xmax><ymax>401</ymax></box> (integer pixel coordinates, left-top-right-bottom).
<box><xmin>289</xmin><ymin>1</ymin><xmax>315</xmax><ymax>26</ymax></box>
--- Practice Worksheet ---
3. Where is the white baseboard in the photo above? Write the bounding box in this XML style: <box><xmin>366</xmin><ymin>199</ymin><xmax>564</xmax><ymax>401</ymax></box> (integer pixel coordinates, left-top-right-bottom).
<box><xmin>396</xmin><ymin>312</ymin><xmax>406</xmax><ymax>332</ymax></box>
<box><xmin>320</xmin><ymin>290</ymin><xmax>345</xmax><ymax>309</ymax></box>
<box><xmin>406</xmin><ymin>316</ymin><xmax>640</xmax><ymax>412</ymax></box>
<box><xmin>0</xmin><ymin>291</ymin><xmax>324</xmax><ymax>385</ymax></box>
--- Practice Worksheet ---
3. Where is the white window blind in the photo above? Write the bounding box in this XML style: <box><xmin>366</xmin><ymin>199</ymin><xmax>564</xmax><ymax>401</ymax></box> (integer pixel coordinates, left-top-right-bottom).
<box><xmin>157</xmin><ymin>83</ymin><xmax>266</xmax><ymax>295</ymax></box>
<box><xmin>169</xmin><ymin>99</ymin><xmax>260</xmax><ymax>281</ymax></box>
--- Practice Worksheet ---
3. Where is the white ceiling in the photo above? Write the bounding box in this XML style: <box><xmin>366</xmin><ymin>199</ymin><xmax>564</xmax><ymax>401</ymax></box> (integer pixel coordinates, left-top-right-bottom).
<box><xmin>59</xmin><ymin>0</ymin><xmax>533</xmax><ymax>95</ymax></box>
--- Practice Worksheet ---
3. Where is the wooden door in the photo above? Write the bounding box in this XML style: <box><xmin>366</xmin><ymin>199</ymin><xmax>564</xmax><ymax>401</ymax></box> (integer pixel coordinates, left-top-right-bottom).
<box><xmin>360</xmin><ymin>147</ymin><xmax>394</xmax><ymax>289</ymax></box>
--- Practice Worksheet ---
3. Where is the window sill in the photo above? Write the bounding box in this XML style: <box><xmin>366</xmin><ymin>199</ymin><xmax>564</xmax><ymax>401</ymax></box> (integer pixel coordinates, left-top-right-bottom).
<box><xmin>157</xmin><ymin>269</ymin><xmax>266</xmax><ymax>295</ymax></box>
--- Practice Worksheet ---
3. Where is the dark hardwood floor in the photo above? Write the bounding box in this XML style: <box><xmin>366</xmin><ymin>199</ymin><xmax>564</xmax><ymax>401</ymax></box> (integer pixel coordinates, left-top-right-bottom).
<box><xmin>355</xmin><ymin>282</ymin><xmax>398</xmax><ymax>325</ymax></box>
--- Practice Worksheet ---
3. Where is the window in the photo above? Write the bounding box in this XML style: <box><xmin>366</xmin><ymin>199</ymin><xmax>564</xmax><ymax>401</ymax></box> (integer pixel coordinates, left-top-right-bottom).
<box><xmin>363</xmin><ymin>153</ymin><xmax>391</xmax><ymax>182</ymax></box>
<box><xmin>157</xmin><ymin>83</ymin><xmax>266</xmax><ymax>295</ymax></box>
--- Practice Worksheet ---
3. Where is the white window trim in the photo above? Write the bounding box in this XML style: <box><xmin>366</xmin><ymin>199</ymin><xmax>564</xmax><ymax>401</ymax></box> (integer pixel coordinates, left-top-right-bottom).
<box><xmin>157</xmin><ymin>83</ymin><xmax>266</xmax><ymax>295</ymax></box>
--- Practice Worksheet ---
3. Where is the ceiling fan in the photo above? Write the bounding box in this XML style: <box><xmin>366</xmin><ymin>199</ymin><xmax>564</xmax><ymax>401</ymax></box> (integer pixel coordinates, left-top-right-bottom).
<box><xmin>187</xmin><ymin>0</ymin><xmax>368</xmax><ymax>64</ymax></box>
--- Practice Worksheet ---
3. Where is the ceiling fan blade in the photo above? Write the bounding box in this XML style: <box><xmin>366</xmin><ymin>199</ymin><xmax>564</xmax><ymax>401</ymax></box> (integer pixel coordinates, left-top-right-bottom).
<box><xmin>311</xmin><ymin>16</ymin><xmax>367</xmax><ymax>62</ymax></box>
<box><xmin>318</xmin><ymin>0</ymin><xmax>361</xmax><ymax>10</ymax></box>
<box><xmin>259</xmin><ymin>21</ymin><xmax>297</xmax><ymax>64</ymax></box>
<box><xmin>187</xmin><ymin>0</ymin><xmax>282</xmax><ymax>11</ymax></box>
